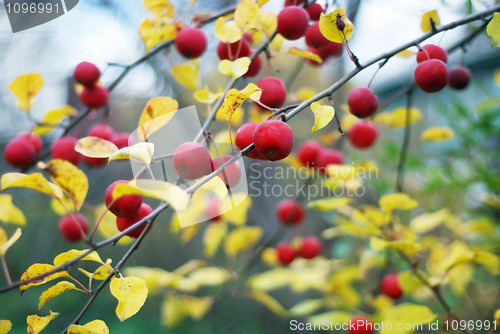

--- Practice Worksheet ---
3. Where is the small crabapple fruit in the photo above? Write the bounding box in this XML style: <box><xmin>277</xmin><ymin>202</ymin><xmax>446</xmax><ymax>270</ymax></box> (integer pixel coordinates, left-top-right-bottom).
<box><xmin>284</xmin><ymin>0</ymin><xmax>304</xmax><ymax>6</ymax></box>
<box><xmin>318</xmin><ymin>41</ymin><xmax>343</xmax><ymax>58</ymax></box>
<box><xmin>414</xmin><ymin>59</ymin><xmax>449</xmax><ymax>93</ymax></box>
<box><xmin>347</xmin><ymin>87</ymin><xmax>379</xmax><ymax>119</ymax></box>
<box><xmin>58</xmin><ymin>213</ymin><xmax>89</xmax><ymax>242</ymax></box>
<box><xmin>235</xmin><ymin>123</ymin><xmax>265</xmax><ymax>159</ymax></box>
<box><xmin>276</xmin><ymin>199</ymin><xmax>305</xmax><ymax>225</ymax></box>
<box><xmin>175</xmin><ymin>27</ymin><xmax>207</xmax><ymax>59</ymax></box>
<box><xmin>347</xmin><ymin>316</ymin><xmax>375</xmax><ymax>334</ymax></box>
<box><xmin>111</xmin><ymin>132</ymin><xmax>132</xmax><ymax>149</ymax></box>
<box><xmin>277</xmin><ymin>6</ymin><xmax>310</xmax><ymax>40</ymax></box>
<box><xmin>4</xmin><ymin>136</ymin><xmax>37</xmax><ymax>169</ymax></box>
<box><xmin>416</xmin><ymin>44</ymin><xmax>448</xmax><ymax>64</ymax></box>
<box><xmin>380</xmin><ymin>273</ymin><xmax>403</xmax><ymax>299</ymax></box>
<box><xmin>305</xmin><ymin>22</ymin><xmax>330</xmax><ymax>49</ymax></box>
<box><xmin>116</xmin><ymin>203</ymin><xmax>153</xmax><ymax>238</ymax></box>
<box><xmin>19</xmin><ymin>132</ymin><xmax>42</xmax><ymax>155</ymax></box>
<box><xmin>306</xmin><ymin>3</ymin><xmax>324</xmax><ymax>21</ymax></box>
<box><xmin>87</xmin><ymin>123</ymin><xmax>115</xmax><ymax>141</ymax></box>
<box><xmin>80</xmin><ymin>85</ymin><xmax>109</xmax><ymax>109</ymax></box>
<box><xmin>253</xmin><ymin>120</ymin><xmax>294</xmax><ymax>161</ymax></box>
<box><xmin>243</xmin><ymin>52</ymin><xmax>262</xmax><ymax>77</ymax></box>
<box><xmin>348</xmin><ymin>121</ymin><xmax>378</xmax><ymax>149</ymax></box>
<box><xmin>51</xmin><ymin>137</ymin><xmax>82</xmax><ymax>165</ymax></box>
<box><xmin>217</xmin><ymin>40</ymin><xmax>251</xmax><ymax>61</ymax></box>
<box><xmin>296</xmin><ymin>140</ymin><xmax>322</xmax><ymax>167</ymax></box>
<box><xmin>173</xmin><ymin>142</ymin><xmax>214</xmax><ymax>179</ymax></box>
<box><xmin>254</xmin><ymin>77</ymin><xmax>287</xmax><ymax>109</ymax></box>
<box><xmin>73</xmin><ymin>61</ymin><xmax>101</xmax><ymax>88</ymax></box>
<box><xmin>276</xmin><ymin>242</ymin><xmax>296</xmax><ymax>265</ymax></box>
<box><xmin>105</xmin><ymin>180</ymin><xmax>143</xmax><ymax>217</ymax></box>
<box><xmin>212</xmin><ymin>155</ymin><xmax>242</xmax><ymax>188</ymax></box>
<box><xmin>449</xmin><ymin>65</ymin><xmax>471</xmax><ymax>90</ymax></box>
<box><xmin>299</xmin><ymin>236</ymin><xmax>322</xmax><ymax>259</ymax></box>
<box><xmin>315</xmin><ymin>148</ymin><xmax>344</xmax><ymax>173</ymax></box>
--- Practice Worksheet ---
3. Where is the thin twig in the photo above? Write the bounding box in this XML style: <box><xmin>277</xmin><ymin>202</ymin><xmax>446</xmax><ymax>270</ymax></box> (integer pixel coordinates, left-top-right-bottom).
<box><xmin>395</xmin><ymin>89</ymin><xmax>413</xmax><ymax>192</ymax></box>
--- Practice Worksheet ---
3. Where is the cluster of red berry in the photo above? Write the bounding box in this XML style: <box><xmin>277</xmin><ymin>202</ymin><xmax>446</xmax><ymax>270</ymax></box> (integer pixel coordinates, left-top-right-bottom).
<box><xmin>275</xmin><ymin>236</ymin><xmax>322</xmax><ymax>265</ymax></box>
<box><xmin>74</xmin><ymin>62</ymin><xmax>109</xmax><ymax>109</ymax></box>
<box><xmin>4</xmin><ymin>132</ymin><xmax>42</xmax><ymax>169</ymax></box>
<box><xmin>217</xmin><ymin>33</ymin><xmax>262</xmax><ymax>77</ymax></box>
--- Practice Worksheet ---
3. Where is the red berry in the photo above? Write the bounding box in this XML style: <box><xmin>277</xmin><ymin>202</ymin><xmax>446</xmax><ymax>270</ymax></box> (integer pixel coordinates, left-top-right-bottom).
<box><xmin>88</xmin><ymin>123</ymin><xmax>115</xmax><ymax>141</ymax></box>
<box><xmin>319</xmin><ymin>41</ymin><xmax>343</xmax><ymax>58</ymax></box>
<box><xmin>277</xmin><ymin>6</ymin><xmax>310</xmax><ymax>40</ymax></box>
<box><xmin>284</xmin><ymin>0</ymin><xmax>304</xmax><ymax>6</ymax></box>
<box><xmin>449</xmin><ymin>65</ymin><xmax>471</xmax><ymax>90</ymax></box>
<box><xmin>276</xmin><ymin>242</ymin><xmax>296</xmax><ymax>265</ymax></box>
<box><xmin>380</xmin><ymin>273</ymin><xmax>403</xmax><ymax>299</ymax></box>
<box><xmin>111</xmin><ymin>132</ymin><xmax>131</xmax><ymax>149</ymax></box>
<box><xmin>296</xmin><ymin>140</ymin><xmax>322</xmax><ymax>167</ymax></box>
<box><xmin>242</xmin><ymin>32</ymin><xmax>253</xmax><ymax>45</ymax></box>
<box><xmin>58</xmin><ymin>213</ymin><xmax>89</xmax><ymax>242</ymax></box>
<box><xmin>253</xmin><ymin>120</ymin><xmax>294</xmax><ymax>161</ymax></box>
<box><xmin>116</xmin><ymin>203</ymin><xmax>153</xmax><ymax>238</ymax></box>
<box><xmin>217</xmin><ymin>40</ymin><xmax>251</xmax><ymax>61</ymax></box>
<box><xmin>416</xmin><ymin>44</ymin><xmax>448</xmax><ymax>63</ymax></box>
<box><xmin>212</xmin><ymin>155</ymin><xmax>242</xmax><ymax>188</ymax></box>
<box><xmin>73</xmin><ymin>62</ymin><xmax>101</xmax><ymax>88</ymax></box>
<box><xmin>173</xmin><ymin>142</ymin><xmax>214</xmax><ymax>179</ymax></box>
<box><xmin>315</xmin><ymin>148</ymin><xmax>343</xmax><ymax>173</ymax></box>
<box><xmin>347</xmin><ymin>316</ymin><xmax>375</xmax><ymax>334</ymax></box>
<box><xmin>414</xmin><ymin>59</ymin><xmax>449</xmax><ymax>93</ymax></box>
<box><xmin>4</xmin><ymin>137</ymin><xmax>37</xmax><ymax>169</ymax></box>
<box><xmin>348</xmin><ymin>121</ymin><xmax>378</xmax><ymax>149</ymax></box>
<box><xmin>255</xmin><ymin>77</ymin><xmax>287</xmax><ymax>109</ymax></box>
<box><xmin>348</xmin><ymin>87</ymin><xmax>379</xmax><ymax>119</ymax></box>
<box><xmin>105</xmin><ymin>180</ymin><xmax>143</xmax><ymax>217</ymax></box>
<box><xmin>175</xmin><ymin>27</ymin><xmax>207</xmax><ymax>59</ymax></box>
<box><xmin>204</xmin><ymin>196</ymin><xmax>222</xmax><ymax>222</ymax></box>
<box><xmin>306</xmin><ymin>3</ymin><xmax>324</xmax><ymax>21</ymax></box>
<box><xmin>51</xmin><ymin>137</ymin><xmax>82</xmax><ymax>165</ymax></box>
<box><xmin>305</xmin><ymin>22</ymin><xmax>330</xmax><ymax>49</ymax></box>
<box><xmin>19</xmin><ymin>132</ymin><xmax>42</xmax><ymax>155</ymax></box>
<box><xmin>243</xmin><ymin>52</ymin><xmax>262</xmax><ymax>77</ymax></box>
<box><xmin>276</xmin><ymin>199</ymin><xmax>305</xmax><ymax>225</ymax></box>
<box><xmin>80</xmin><ymin>85</ymin><xmax>109</xmax><ymax>109</ymax></box>
<box><xmin>299</xmin><ymin>236</ymin><xmax>322</xmax><ymax>259</ymax></box>
<box><xmin>235</xmin><ymin>123</ymin><xmax>265</xmax><ymax>159</ymax></box>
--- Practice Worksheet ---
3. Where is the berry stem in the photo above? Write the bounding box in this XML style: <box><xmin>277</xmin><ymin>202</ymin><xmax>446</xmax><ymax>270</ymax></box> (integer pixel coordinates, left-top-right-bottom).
<box><xmin>0</xmin><ymin>255</ymin><xmax>12</xmax><ymax>286</ymax></box>
<box><xmin>395</xmin><ymin>89</ymin><xmax>413</xmax><ymax>192</ymax></box>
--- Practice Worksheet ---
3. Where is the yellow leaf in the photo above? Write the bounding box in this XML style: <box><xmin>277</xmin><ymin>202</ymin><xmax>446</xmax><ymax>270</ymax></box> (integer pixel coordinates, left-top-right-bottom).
<box><xmin>144</xmin><ymin>0</ymin><xmax>175</xmax><ymax>18</ymax></box>
<box><xmin>0</xmin><ymin>228</ymin><xmax>21</xmax><ymax>256</ymax></box>
<box><xmin>26</xmin><ymin>311</ymin><xmax>59</xmax><ymax>334</ymax></box>
<box><xmin>75</xmin><ymin>137</ymin><xmax>118</xmax><ymax>158</ymax></box>
<box><xmin>396</xmin><ymin>49</ymin><xmax>415</xmax><ymax>58</ymax></box>
<box><xmin>380</xmin><ymin>304</ymin><xmax>436</xmax><ymax>334</ymax></box>
<box><xmin>113</xmin><ymin>179</ymin><xmax>189</xmax><ymax>211</ymax></box>
<box><xmin>8</xmin><ymin>73</ymin><xmax>43</xmax><ymax>111</ymax></box>
<box><xmin>171</xmin><ymin>64</ymin><xmax>201</xmax><ymax>90</ymax></box>
<box><xmin>214</xmin><ymin>17</ymin><xmax>243</xmax><ymax>43</ymax></box>
<box><xmin>474</xmin><ymin>251</ymin><xmax>499</xmax><ymax>275</ymax></box>
<box><xmin>420</xmin><ymin>126</ymin><xmax>455</xmax><ymax>141</ymax></box>
<box><xmin>53</xmin><ymin>249</ymin><xmax>104</xmax><ymax>267</ymax></box>
<box><xmin>203</xmin><ymin>223</ymin><xmax>227</xmax><ymax>258</ymax></box>
<box><xmin>39</xmin><ymin>160</ymin><xmax>88</xmax><ymax>211</ymax></box>
<box><xmin>0</xmin><ymin>320</ymin><xmax>12</xmax><ymax>334</ymax></box>
<box><xmin>218</xmin><ymin>83</ymin><xmax>261</xmax><ymax>121</ymax></box>
<box><xmin>410</xmin><ymin>208</ymin><xmax>449</xmax><ymax>234</ymax></box>
<box><xmin>288</xmin><ymin>47</ymin><xmax>322</xmax><ymax>64</ymax></box>
<box><xmin>234</xmin><ymin>0</ymin><xmax>259</xmax><ymax>32</ymax></box>
<box><xmin>95</xmin><ymin>204</ymin><xmax>133</xmax><ymax>245</ymax></box>
<box><xmin>370</xmin><ymin>237</ymin><xmax>422</xmax><ymax>256</ymax></box>
<box><xmin>494</xmin><ymin>68</ymin><xmax>500</xmax><ymax>86</ymax></box>
<box><xmin>289</xmin><ymin>299</ymin><xmax>324</xmax><ymax>317</ymax></box>
<box><xmin>448</xmin><ymin>263</ymin><xmax>472</xmax><ymax>295</ymax></box>
<box><xmin>248</xmin><ymin>267</ymin><xmax>291</xmax><ymax>291</ymax></box>
<box><xmin>261</xmin><ymin>247</ymin><xmax>278</xmax><ymax>266</ymax></box>
<box><xmin>271</xmin><ymin>33</ymin><xmax>285</xmax><ymax>52</ymax></box>
<box><xmin>108</xmin><ymin>142</ymin><xmax>154</xmax><ymax>165</ymax></box>
<box><xmin>319</xmin><ymin>8</ymin><xmax>353</xmax><ymax>43</ymax></box>
<box><xmin>188</xmin><ymin>267</ymin><xmax>230</xmax><ymax>286</ymax></box>
<box><xmin>161</xmin><ymin>295</ymin><xmax>186</xmax><ymax>328</ymax></box>
<box><xmin>296</xmin><ymin>88</ymin><xmax>317</xmax><ymax>101</ymax></box>
<box><xmin>374</xmin><ymin>107</ymin><xmax>422</xmax><ymax>128</ymax></box>
<box><xmin>185</xmin><ymin>297</ymin><xmax>213</xmax><ymax>320</ymax></box>
<box><xmin>110</xmin><ymin>276</ymin><xmax>148</xmax><ymax>322</ymax></box>
<box><xmin>33</xmin><ymin>106</ymin><xmax>77</xmax><ymax>136</ymax></box>
<box><xmin>494</xmin><ymin>309</ymin><xmax>500</xmax><ymax>322</ymax></box>
<box><xmin>224</xmin><ymin>226</ymin><xmax>262</xmax><ymax>257</ymax></box>
<box><xmin>139</xmin><ymin>19</ymin><xmax>182</xmax><ymax>51</ymax></box>
<box><xmin>310</xmin><ymin>102</ymin><xmax>335</xmax><ymax>134</ymax></box>
<box><xmin>218</xmin><ymin>58</ymin><xmax>251</xmax><ymax>80</ymax></box>
<box><xmin>1</xmin><ymin>173</ymin><xmax>63</xmax><ymax>199</ymax></box>
<box><xmin>256</xmin><ymin>11</ymin><xmax>277</xmax><ymax>37</ymax></box>
<box><xmin>307</xmin><ymin>197</ymin><xmax>351</xmax><ymax>211</ymax></box>
<box><xmin>20</xmin><ymin>264</ymin><xmax>71</xmax><ymax>293</ymax></box>
<box><xmin>194</xmin><ymin>86</ymin><xmax>223</xmax><ymax>104</ymax></box>
<box><xmin>397</xmin><ymin>271</ymin><xmax>423</xmax><ymax>294</ymax></box>
<box><xmin>180</xmin><ymin>224</ymin><xmax>199</xmax><ymax>244</ymax></box>
<box><xmin>137</xmin><ymin>97</ymin><xmax>178</xmax><ymax>141</ymax></box>
<box><xmin>421</xmin><ymin>10</ymin><xmax>440</xmax><ymax>33</ymax></box>
<box><xmin>220</xmin><ymin>193</ymin><xmax>252</xmax><ymax>225</ymax></box>
<box><xmin>250</xmin><ymin>291</ymin><xmax>289</xmax><ymax>317</ymax></box>
<box><xmin>379</xmin><ymin>193</ymin><xmax>418</xmax><ymax>212</ymax></box>
<box><xmin>79</xmin><ymin>258</ymin><xmax>113</xmax><ymax>281</ymax></box>
<box><xmin>67</xmin><ymin>320</ymin><xmax>109</xmax><ymax>334</ymax></box>
<box><xmin>38</xmin><ymin>281</ymin><xmax>77</xmax><ymax>309</ymax></box>
<box><xmin>0</xmin><ymin>194</ymin><xmax>26</xmax><ymax>227</ymax></box>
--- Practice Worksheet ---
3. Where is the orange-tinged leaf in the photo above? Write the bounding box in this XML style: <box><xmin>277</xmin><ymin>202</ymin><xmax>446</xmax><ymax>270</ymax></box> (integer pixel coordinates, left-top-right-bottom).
<box><xmin>0</xmin><ymin>320</ymin><xmax>12</xmax><ymax>334</ymax></box>
<box><xmin>171</xmin><ymin>64</ymin><xmax>201</xmax><ymax>90</ymax></box>
<box><xmin>310</xmin><ymin>102</ymin><xmax>335</xmax><ymax>134</ymax></box>
<box><xmin>218</xmin><ymin>83</ymin><xmax>261</xmax><ymax>121</ymax></box>
<box><xmin>110</xmin><ymin>276</ymin><xmax>148</xmax><ymax>322</ymax></box>
<box><xmin>33</xmin><ymin>106</ymin><xmax>77</xmax><ymax>136</ymax></box>
<box><xmin>420</xmin><ymin>126</ymin><xmax>455</xmax><ymax>141</ymax></box>
<box><xmin>421</xmin><ymin>10</ymin><xmax>440</xmax><ymax>33</ymax></box>
<box><xmin>214</xmin><ymin>17</ymin><xmax>243</xmax><ymax>43</ymax></box>
<box><xmin>75</xmin><ymin>137</ymin><xmax>118</xmax><ymax>158</ymax></box>
<box><xmin>288</xmin><ymin>47</ymin><xmax>322</xmax><ymax>64</ymax></box>
<box><xmin>0</xmin><ymin>194</ymin><xmax>26</xmax><ymax>227</ymax></box>
<box><xmin>138</xmin><ymin>97</ymin><xmax>178</xmax><ymax>141</ymax></box>
<box><xmin>26</xmin><ymin>311</ymin><xmax>59</xmax><ymax>334</ymax></box>
<box><xmin>20</xmin><ymin>264</ymin><xmax>70</xmax><ymax>293</ymax></box>
<box><xmin>8</xmin><ymin>73</ymin><xmax>43</xmax><ymax>111</ymax></box>
<box><xmin>38</xmin><ymin>281</ymin><xmax>77</xmax><ymax>309</ymax></box>
<box><xmin>319</xmin><ymin>8</ymin><xmax>353</xmax><ymax>43</ymax></box>
<box><xmin>224</xmin><ymin>226</ymin><xmax>262</xmax><ymax>258</ymax></box>
<box><xmin>234</xmin><ymin>0</ymin><xmax>259</xmax><ymax>32</ymax></box>
<box><xmin>203</xmin><ymin>223</ymin><xmax>227</xmax><ymax>258</ymax></box>
<box><xmin>53</xmin><ymin>249</ymin><xmax>104</xmax><ymax>267</ymax></box>
<box><xmin>379</xmin><ymin>193</ymin><xmax>418</xmax><ymax>212</ymax></box>
<box><xmin>67</xmin><ymin>320</ymin><xmax>109</xmax><ymax>334</ymax></box>
<box><xmin>144</xmin><ymin>0</ymin><xmax>175</xmax><ymax>18</ymax></box>
<box><xmin>0</xmin><ymin>228</ymin><xmax>21</xmax><ymax>256</ymax></box>
<box><xmin>218</xmin><ymin>58</ymin><xmax>251</xmax><ymax>79</ymax></box>
<box><xmin>139</xmin><ymin>19</ymin><xmax>182</xmax><ymax>51</ymax></box>
<box><xmin>108</xmin><ymin>142</ymin><xmax>154</xmax><ymax>165</ymax></box>
<box><xmin>39</xmin><ymin>160</ymin><xmax>88</xmax><ymax>211</ymax></box>
<box><xmin>95</xmin><ymin>204</ymin><xmax>133</xmax><ymax>245</ymax></box>
<box><xmin>1</xmin><ymin>173</ymin><xmax>63</xmax><ymax>199</ymax></box>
